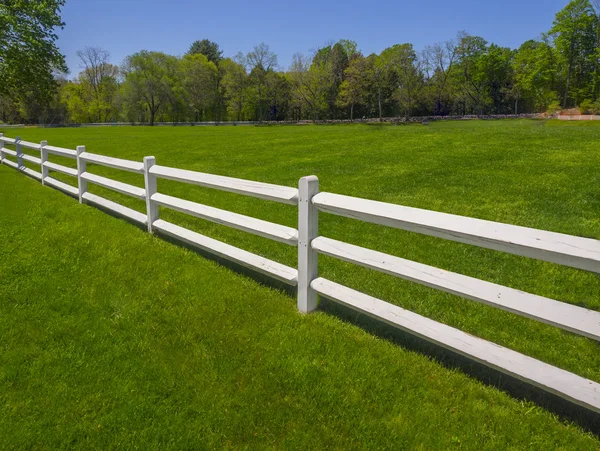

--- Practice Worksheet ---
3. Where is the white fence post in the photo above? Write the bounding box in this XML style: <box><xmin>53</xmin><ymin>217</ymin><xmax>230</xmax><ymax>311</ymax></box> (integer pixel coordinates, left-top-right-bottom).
<box><xmin>15</xmin><ymin>136</ymin><xmax>23</xmax><ymax>169</ymax></box>
<box><xmin>76</xmin><ymin>145</ymin><xmax>87</xmax><ymax>203</ymax></box>
<box><xmin>40</xmin><ymin>140</ymin><xmax>48</xmax><ymax>185</ymax></box>
<box><xmin>298</xmin><ymin>175</ymin><xmax>319</xmax><ymax>313</ymax></box>
<box><xmin>143</xmin><ymin>156</ymin><xmax>158</xmax><ymax>233</ymax></box>
<box><xmin>0</xmin><ymin>133</ymin><xmax>3</xmax><ymax>165</ymax></box>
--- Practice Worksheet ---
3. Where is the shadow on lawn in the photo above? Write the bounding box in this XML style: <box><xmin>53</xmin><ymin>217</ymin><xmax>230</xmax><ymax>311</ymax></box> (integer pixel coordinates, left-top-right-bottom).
<box><xmin>320</xmin><ymin>298</ymin><xmax>600</xmax><ymax>437</ymax></box>
<box><xmin>149</xmin><ymin>224</ymin><xmax>600</xmax><ymax>437</ymax></box>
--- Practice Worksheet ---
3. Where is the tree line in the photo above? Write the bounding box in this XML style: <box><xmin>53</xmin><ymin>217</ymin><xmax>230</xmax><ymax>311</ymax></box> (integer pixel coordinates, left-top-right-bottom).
<box><xmin>2</xmin><ymin>0</ymin><xmax>600</xmax><ymax>125</ymax></box>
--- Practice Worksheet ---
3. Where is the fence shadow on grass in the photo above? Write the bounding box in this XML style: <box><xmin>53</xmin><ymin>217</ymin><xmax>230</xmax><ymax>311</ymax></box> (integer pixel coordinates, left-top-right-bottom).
<box><xmin>155</xmin><ymin>230</ymin><xmax>297</xmax><ymax>297</ymax></box>
<box><xmin>128</xmin><ymin>223</ymin><xmax>600</xmax><ymax>437</ymax></box>
<box><xmin>135</xmin><ymin>227</ymin><xmax>600</xmax><ymax>436</ymax></box>
<box><xmin>319</xmin><ymin>297</ymin><xmax>600</xmax><ymax>437</ymax></box>
<box><xmin>38</xmin><ymin>167</ymin><xmax>600</xmax><ymax>438</ymax></box>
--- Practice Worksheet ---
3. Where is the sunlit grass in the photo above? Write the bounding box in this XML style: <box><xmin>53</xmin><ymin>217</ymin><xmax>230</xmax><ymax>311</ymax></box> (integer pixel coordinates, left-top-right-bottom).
<box><xmin>1</xmin><ymin>119</ymin><xmax>599</xmax><ymax>448</ymax></box>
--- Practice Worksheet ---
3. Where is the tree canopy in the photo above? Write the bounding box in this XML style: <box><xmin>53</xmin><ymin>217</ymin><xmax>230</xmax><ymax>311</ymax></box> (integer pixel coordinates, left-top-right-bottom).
<box><xmin>4</xmin><ymin>0</ymin><xmax>600</xmax><ymax>125</ymax></box>
<box><xmin>0</xmin><ymin>0</ymin><xmax>67</xmax><ymax>106</ymax></box>
<box><xmin>188</xmin><ymin>39</ymin><xmax>223</xmax><ymax>64</ymax></box>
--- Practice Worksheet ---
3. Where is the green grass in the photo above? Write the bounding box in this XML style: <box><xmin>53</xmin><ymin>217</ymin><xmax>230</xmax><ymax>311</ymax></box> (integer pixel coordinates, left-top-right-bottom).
<box><xmin>1</xmin><ymin>119</ymin><xmax>599</xmax><ymax>448</ymax></box>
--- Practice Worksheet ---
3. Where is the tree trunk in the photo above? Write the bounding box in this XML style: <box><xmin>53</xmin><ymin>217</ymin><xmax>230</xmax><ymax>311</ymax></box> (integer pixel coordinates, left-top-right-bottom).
<box><xmin>378</xmin><ymin>87</ymin><xmax>382</xmax><ymax>120</ymax></box>
<box><xmin>258</xmin><ymin>83</ymin><xmax>263</xmax><ymax>121</ymax></box>
<box><xmin>350</xmin><ymin>103</ymin><xmax>354</xmax><ymax>121</ymax></box>
<box><xmin>563</xmin><ymin>42</ymin><xmax>575</xmax><ymax>108</ymax></box>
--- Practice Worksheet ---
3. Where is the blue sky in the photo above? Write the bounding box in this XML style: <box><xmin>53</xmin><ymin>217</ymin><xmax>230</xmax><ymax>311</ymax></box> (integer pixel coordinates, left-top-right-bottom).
<box><xmin>57</xmin><ymin>0</ymin><xmax>568</xmax><ymax>76</ymax></box>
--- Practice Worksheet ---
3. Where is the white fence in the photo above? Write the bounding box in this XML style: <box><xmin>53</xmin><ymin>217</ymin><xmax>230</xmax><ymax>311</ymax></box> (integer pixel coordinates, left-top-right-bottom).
<box><xmin>1</xmin><ymin>133</ymin><xmax>600</xmax><ymax>414</ymax></box>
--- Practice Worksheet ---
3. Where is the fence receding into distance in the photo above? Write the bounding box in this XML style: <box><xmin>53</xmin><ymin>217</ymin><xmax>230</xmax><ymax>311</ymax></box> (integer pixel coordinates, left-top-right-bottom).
<box><xmin>1</xmin><ymin>133</ymin><xmax>600</xmax><ymax>415</ymax></box>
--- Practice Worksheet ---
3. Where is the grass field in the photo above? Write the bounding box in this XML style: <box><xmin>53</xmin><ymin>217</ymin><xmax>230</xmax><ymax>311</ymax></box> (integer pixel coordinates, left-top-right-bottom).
<box><xmin>1</xmin><ymin>119</ymin><xmax>600</xmax><ymax>448</ymax></box>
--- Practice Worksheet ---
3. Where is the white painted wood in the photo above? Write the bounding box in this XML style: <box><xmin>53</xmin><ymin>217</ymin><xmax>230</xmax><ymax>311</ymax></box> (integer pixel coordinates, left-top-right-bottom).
<box><xmin>44</xmin><ymin>145</ymin><xmax>77</xmax><ymax>158</ymax></box>
<box><xmin>40</xmin><ymin>141</ymin><xmax>48</xmax><ymax>185</ymax></box>
<box><xmin>312</xmin><ymin>236</ymin><xmax>600</xmax><ymax>341</ymax></box>
<box><xmin>21</xmin><ymin>167</ymin><xmax>42</xmax><ymax>180</ymax></box>
<box><xmin>19</xmin><ymin>140</ymin><xmax>40</xmax><ymax>150</ymax></box>
<box><xmin>76</xmin><ymin>146</ymin><xmax>87</xmax><ymax>204</ymax></box>
<box><xmin>79</xmin><ymin>151</ymin><xmax>144</xmax><ymax>173</ymax></box>
<box><xmin>21</xmin><ymin>153</ymin><xmax>41</xmax><ymax>165</ymax></box>
<box><xmin>82</xmin><ymin>192</ymin><xmax>147</xmax><ymax>225</ymax></box>
<box><xmin>81</xmin><ymin>171</ymin><xmax>146</xmax><ymax>200</ymax></box>
<box><xmin>311</xmin><ymin>277</ymin><xmax>600</xmax><ymax>414</ymax></box>
<box><xmin>313</xmin><ymin>192</ymin><xmax>600</xmax><ymax>273</ymax></box>
<box><xmin>2</xmin><ymin>159</ymin><xmax>18</xmax><ymax>169</ymax></box>
<box><xmin>143</xmin><ymin>157</ymin><xmax>159</xmax><ymax>233</ymax></box>
<box><xmin>298</xmin><ymin>176</ymin><xmax>320</xmax><ymax>313</ymax></box>
<box><xmin>149</xmin><ymin>165</ymin><xmax>299</xmax><ymax>205</ymax></box>
<box><xmin>1</xmin><ymin>136</ymin><xmax>16</xmax><ymax>144</ymax></box>
<box><xmin>152</xmin><ymin>219</ymin><xmax>298</xmax><ymax>286</ymax></box>
<box><xmin>44</xmin><ymin>176</ymin><xmax>79</xmax><ymax>197</ymax></box>
<box><xmin>0</xmin><ymin>134</ymin><xmax>3</xmax><ymax>165</ymax></box>
<box><xmin>15</xmin><ymin>136</ymin><xmax>23</xmax><ymax>169</ymax></box>
<box><xmin>1</xmin><ymin>148</ymin><xmax>17</xmax><ymax>157</ymax></box>
<box><xmin>43</xmin><ymin>161</ymin><xmax>78</xmax><ymax>177</ymax></box>
<box><xmin>152</xmin><ymin>192</ymin><xmax>298</xmax><ymax>245</ymax></box>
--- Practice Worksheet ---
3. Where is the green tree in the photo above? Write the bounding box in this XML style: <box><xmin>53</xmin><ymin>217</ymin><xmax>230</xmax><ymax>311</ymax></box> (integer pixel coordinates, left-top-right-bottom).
<box><xmin>371</xmin><ymin>49</ymin><xmax>398</xmax><ymax>119</ymax></box>
<box><xmin>479</xmin><ymin>44</ymin><xmax>515</xmax><ymax>113</ymax></box>
<box><xmin>424</xmin><ymin>39</ymin><xmax>458</xmax><ymax>115</ymax></box>
<box><xmin>455</xmin><ymin>33</ymin><xmax>489</xmax><ymax>115</ymax></box>
<box><xmin>74</xmin><ymin>47</ymin><xmax>120</xmax><ymax>122</ymax></box>
<box><xmin>337</xmin><ymin>55</ymin><xmax>371</xmax><ymax>120</ymax></box>
<box><xmin>550</xmin><ymin>0</ymin><xmax>597</xmax><ymax>107</ymax></box>
<box><xmin>187</xmin><ymin>39</ymin><xmax>223</xmax><ymax>64</ymax></box>
<box><xmin>386</xmin><ymin>43</ymin><xmax>424</xmax><ymax>119</ymax></box>
<box><xmin>0</xmin><ymin>0</ymin><xmax>67</xmax><ymax>105</ymax></box>
<box><xmin>220</xmin><ymin>55</ymin><xmax>249</xmax><ymax>121</ymax></box>
<box><xmin>512</xmin><ymin>40</ymin><xmax>557</xmax><ymax>112</ymax></box>
<box><xmin>121</xmin><ymin>51</ymin><xmax>179</xmax><ymax>125</ymax></box>
<box><xmin>289</xmin><ymin>53</ymin><xmax>327</xmax><ymax>120</ymax></box>
<box><xmin>181</xmin><ymin>53</ymin><xmax>219</xmax><ymax>121</ymax></box>
<box><xmin>246</xmin><ymin>43</ymin><xmax>277</xmax><ymax>121</ymax></box>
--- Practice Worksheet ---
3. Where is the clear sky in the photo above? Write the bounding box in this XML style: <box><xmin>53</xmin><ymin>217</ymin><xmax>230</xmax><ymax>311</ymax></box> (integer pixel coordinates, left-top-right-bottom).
<box><xmin>57</xmin><ymin>0</ymin><xmax>569</xmax><ymax>76</ymax></box>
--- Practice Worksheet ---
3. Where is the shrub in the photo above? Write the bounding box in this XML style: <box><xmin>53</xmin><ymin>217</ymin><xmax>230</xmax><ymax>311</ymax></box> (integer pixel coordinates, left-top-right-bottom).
<box><xmin>579</xmin><ymin>99</ymin><xmax>595</xmax><ymax>114</ymax></box>
<box><xmin>547</xmin><ymin>101</ymin><xmax>562</xmax><ymax>115</ymax></box>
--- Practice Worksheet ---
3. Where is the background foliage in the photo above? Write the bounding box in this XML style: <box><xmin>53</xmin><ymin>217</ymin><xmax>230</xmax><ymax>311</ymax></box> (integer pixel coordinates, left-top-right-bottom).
<box><xmin>2</xmin><ymin>1</ymin><xmax>600</xmax><ymax>124</ymax></box>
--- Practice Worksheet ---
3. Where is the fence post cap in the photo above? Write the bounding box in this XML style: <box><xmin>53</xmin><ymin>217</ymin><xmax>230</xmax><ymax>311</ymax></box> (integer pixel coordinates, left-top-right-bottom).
<box><xmin>299</xmin><ymin>175</ymin><xmax>319</xmax><ymax>183</ymax></box>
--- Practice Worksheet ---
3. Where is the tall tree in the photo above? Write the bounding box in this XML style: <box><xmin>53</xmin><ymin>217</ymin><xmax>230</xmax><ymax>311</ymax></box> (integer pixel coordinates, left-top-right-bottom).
<box><xmin>220</xmin><ymin>55</ymin><xmax>249</xmax><ymax>121</ymax></box>
<box><xmin>512</xmin><ymin>40</ymin><xmax>556</xmax><ymax>113</ymax></box>
<box><xmin>550</xmin><ymin>0</ymin><xmax>597</xmax><ymax>107</ymax></box>
<box><xmin>180</xmin><ymin>53</ymin><xmax>219</xmax><ymax>121</ymax></box>
<box><xmin>187</xmin><ymin>39</ymin><xmax>223</xmax><ymax>64</ymax></box>
<box><xmin>337</xmin><ymin>55</ymin><xmax>371</xmax><ymax>120</ymax></box>
<box><xmin>289</xmin><ymin>53</ymin><xmax>329</xmax><ymax>120</ymax></box>
<box><xmin>387</xmin><ymin>43</ymin><xmax>424</xmax><ymax>119</ymax></box>
<box><xmin>246</xmin><ymin>43</ymin><xmax>277</xmax><ymax>121</ymax></box>
<box><xmin>424</xmin><ymin>39</ymin><xmax>458</xmax><ymax>115</ymax></box>
<box><xmin>0</xmin><ymin>0</ymin><xmax>67</xmax><ymax>106</ymax></box>
<box><xmin>455</xmin><ymin>33</ymin><xmax>489</xmax><ymax>115</ymax></box>
<box><xmin>75</xmin><ymin>47</ymin><xmax>120</xmax><ymax>122</ymax></box>
<box><xmin>121</xmin><ymin>51</ymin><xmax>178</xmax><ymax>125</ymax></box>
<box><xmin>371</xmin><ymin>50</ymin><xmax>397</xmax><ymax>119</ymax></box>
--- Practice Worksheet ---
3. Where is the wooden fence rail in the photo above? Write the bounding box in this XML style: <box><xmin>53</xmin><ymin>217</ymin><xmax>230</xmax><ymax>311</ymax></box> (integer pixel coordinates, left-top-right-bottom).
<box><xmin>1</xmin><ymin>132</ymin><xmax>599</xmax><ymax>414</ymax></box>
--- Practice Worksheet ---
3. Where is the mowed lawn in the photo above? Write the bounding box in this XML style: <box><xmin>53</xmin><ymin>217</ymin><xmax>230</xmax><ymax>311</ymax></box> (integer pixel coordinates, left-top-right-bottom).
<box><xmin>1</xmin><ymin>120</ymin><xmax>599</xmax><ymax>448</ymax></box>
